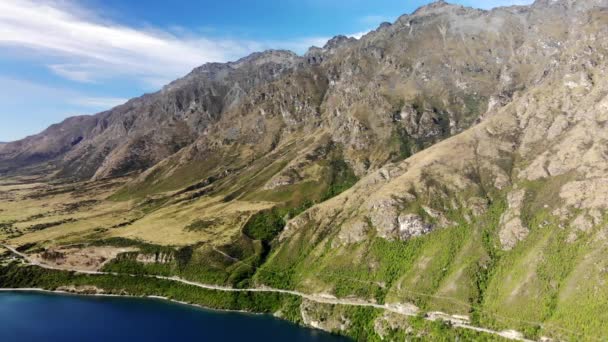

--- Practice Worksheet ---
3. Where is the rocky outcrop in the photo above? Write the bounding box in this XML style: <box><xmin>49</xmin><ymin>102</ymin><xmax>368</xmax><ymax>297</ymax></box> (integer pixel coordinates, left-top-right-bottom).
<box><xmin>136</xmin><ymin>252</ymin><xmax>174</xmax><ymax>264</ymax></box>
<box><xmin>299</xmin><ymin>299</ymin><xmax>351</xmax><ymax>333</ymax></box>
<box><xmin>398</xmin><ymin>214</ymin><xmax>434</xmax><ymax>240</ymax></box>
<box><xmin>498</xmin><ymin>189</ymin><xmax>528</xmax><ymax>250</ymax></box>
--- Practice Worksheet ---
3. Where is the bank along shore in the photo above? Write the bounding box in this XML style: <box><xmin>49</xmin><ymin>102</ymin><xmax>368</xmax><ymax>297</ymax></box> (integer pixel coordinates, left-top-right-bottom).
<box><xmin>0</xmin><ymin>242</ymin><xmax>534</xmax><ymax>342</ymax></box>
<box><xmin>0</xmin><ymin>283</ymin><xmax>533</xmax><ymax>342</ymax></box>
<box><xmin>0</xmin><ymin>287</ymin><xmax>268</xmax><ymax>316</ymax></box>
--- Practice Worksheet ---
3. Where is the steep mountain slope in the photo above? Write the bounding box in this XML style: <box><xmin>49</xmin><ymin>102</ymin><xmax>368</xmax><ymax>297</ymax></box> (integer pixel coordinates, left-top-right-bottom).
<box><xmin>0</xmin><ymin>50</ymin><xmax>301</xmax><ymax>179</ymax></box>
<box><xmin>2</xmin><ymin>0</ymin><xmax>608</xmax><ymax>341</ymax></box>
<box><xmin>261</xmin><ymin>1</ymin><xmax>608</xmax><ymax>339</ymax></box>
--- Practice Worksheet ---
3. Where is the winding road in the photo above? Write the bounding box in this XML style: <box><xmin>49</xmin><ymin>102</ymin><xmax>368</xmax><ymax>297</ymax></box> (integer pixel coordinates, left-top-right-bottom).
<box><xmin>1</xmin><ymin>243</ymin><xmax>532</xmax><ymax>341</ymax></box>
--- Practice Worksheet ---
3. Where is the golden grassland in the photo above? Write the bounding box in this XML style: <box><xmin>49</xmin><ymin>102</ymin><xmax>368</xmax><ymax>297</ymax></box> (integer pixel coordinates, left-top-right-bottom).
<box><xmin>107</xmin><ymin>196</ymin><xmax>274</xmax><ymax>246</ymax></box>
<box><xmin>0</xmin><ymin>176</ymin><xmax>273</xmax><ymax>248</ymax></box>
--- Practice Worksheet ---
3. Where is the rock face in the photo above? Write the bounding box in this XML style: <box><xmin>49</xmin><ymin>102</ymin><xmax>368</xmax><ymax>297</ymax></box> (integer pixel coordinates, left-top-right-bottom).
<box><xmin>498</xmin><ymin>189</ymin><xmax>528</xmax><ymax>250</ymax></box>
<box><xmin>136</xmin><ymin>252</ymin><xmax>174</xmax><ymax>264</ymax></box>
<box><xmin>265</xmin><ymin>3</ymin><xmax>608</xmax><ymax>339</ymax></box>
<box><xmin>275</xmin><ymin>0</ymin><xmax>608</xmax><ymax>245</ymax></box>
<box><xmin>398</xmin><ymin>214</ymin><xmax>434</xmax><ymax>240</ymax></box>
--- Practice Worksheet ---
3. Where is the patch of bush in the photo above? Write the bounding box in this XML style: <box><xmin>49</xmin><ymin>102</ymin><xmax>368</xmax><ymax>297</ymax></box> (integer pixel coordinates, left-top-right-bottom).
<box><xmin>184</xmin><ymin>219</ymin><xmax>217</xmax><ymax>232</ymax></box>
<box><xmin>28</xmin><ymin>218</ymin><xmax>77</xmax><ymax>231</ymax></box>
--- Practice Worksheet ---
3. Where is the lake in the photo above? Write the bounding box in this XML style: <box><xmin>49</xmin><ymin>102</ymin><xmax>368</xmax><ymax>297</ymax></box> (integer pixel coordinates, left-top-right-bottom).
<box><xmin>0</xmin><ymin>291</ymin><xmax>350</xmax><ymax>342</ymax></box>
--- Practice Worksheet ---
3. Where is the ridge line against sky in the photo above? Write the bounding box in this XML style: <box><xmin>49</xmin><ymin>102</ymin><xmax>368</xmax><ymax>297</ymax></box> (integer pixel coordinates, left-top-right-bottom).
<box><xmin>0</xmin><ymin>0</ymin><xmax>533</xmax><ymax>142</ymax></box>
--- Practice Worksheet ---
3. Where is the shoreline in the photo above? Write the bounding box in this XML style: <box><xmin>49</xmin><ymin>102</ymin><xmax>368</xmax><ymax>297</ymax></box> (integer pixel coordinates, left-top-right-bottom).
<box><xmin>0</xmin><ymin>287</ymin><xmax>350</xmax><ymax>339</ymax></box>
<box><xmin>0</xmin><ymin>242</ymin><xmax>535</xmax><ymax>341</ymax></box>
<box><xmin>0</xmin><ymin>287</ymin><xmax>522</xmax><ymax>341</ymax></box>
<box><xmin>0</xmin><ymin>287</ymin><xmax>273</xmax><ymax>317</ymax></box>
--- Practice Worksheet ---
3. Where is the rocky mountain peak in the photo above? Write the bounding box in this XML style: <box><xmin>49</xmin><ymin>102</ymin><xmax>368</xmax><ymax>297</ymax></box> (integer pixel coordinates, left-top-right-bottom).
<box><xmin>411</xmin><ymin>0</ymin><xmax>460</xmax><ymax>15</ymax></box>
<box><xmin>304</xmin><ymin>35</ymin><xmax>357</xmax><ymax>64</ymax></box>
<box><xmin>323</xmin><ymin>35</ymin><xmax>357</xmax><ymax>50</ymax></box>
<box><xmin>533</xmin><ymin>0</ymin><xmax>608</xmax><ymax>10</ymax></box>
<box><xmin>377</xmin><ymin>22</ymin><xmax>392</xmax><ymax>30</ymax></box>
<box><xmin>230</xmin><ymin>49</ymin><xmax>299</xmax><ymax>68</ymax></box>
<box><xmin>304</xmin><ymin>46</ymin><xmax>323</xmax><ymax>57</ymax></box>
<box><xmin>532</xmin><ymin>0</ymin><xmax>573</xmax><ymax>7</ymax></box>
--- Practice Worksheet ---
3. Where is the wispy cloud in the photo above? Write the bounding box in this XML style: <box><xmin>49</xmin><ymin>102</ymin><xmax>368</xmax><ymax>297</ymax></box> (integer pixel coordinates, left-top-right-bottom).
<box><xmin>348</xmin><ymin>31</ymin><xmax>371</xmax><ymax>40</ymax></box>
<box><xmin>463</xmin><ymin>0</ymin><xmax>534</xmax><ymax>9</ymax></box>
<box><xmin>69</xmin><ymin>97</ymin><xmax>128</xmax><ymax>108</ymax></box>
<box><xmin>0</xmin><ymin>77</ymin><xmax>78</xmax><ymax>104</ymax></box>
<box><xmin>0</xmin><ymin>76</ymin><xmax>126</xmax><ymax>110</ymax></box>
<box><xmin>0</xmin><ymin>0</ymin><xmax>330</xmax><ymax>87</ymax></box>
<box><xmin>0</xmin><ymin>76</ymin><xmax>128</xmax><ymax>141</ymax></box>
<box><xmin>0</xmin><ymin>0</ymin><xmax>537</xmax><ymax>90</ymax></box>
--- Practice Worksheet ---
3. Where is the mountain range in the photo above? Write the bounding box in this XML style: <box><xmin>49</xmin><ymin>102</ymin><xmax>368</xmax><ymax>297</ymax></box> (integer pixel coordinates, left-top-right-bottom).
<box><xmin>2</xmin><ymin>0</ymin><xmax>608</xmax><ymax>340</ymax></box>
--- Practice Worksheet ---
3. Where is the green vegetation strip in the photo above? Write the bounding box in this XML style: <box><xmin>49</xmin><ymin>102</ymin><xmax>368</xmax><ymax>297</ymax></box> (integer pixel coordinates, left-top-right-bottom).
<box><xmin>0</xmin><ymin>262</ymin><xmax>300</xmax><ymax>316</ymax></box>
<box><xmin>0</xmin><ymin>262</ymin><xmax>511</xmax><ymax>341</ymax></box>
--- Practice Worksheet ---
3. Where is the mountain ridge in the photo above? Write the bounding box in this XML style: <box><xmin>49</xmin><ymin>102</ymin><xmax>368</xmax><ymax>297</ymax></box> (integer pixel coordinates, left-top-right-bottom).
<box><xmin>0</xmin><ymin>0</ymin><xmax>542</xmax><ymax>180</ymax></box>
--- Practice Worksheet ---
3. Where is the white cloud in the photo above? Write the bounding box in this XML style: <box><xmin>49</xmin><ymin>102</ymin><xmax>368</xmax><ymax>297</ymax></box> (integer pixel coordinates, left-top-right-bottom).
<box><xmin>0</xmin><ymin>0</ymin><xmax>536</xmax><ymax>91</ymax></box>
<box><xmin>48</xmin><ymin>64</ymin><xmax>98</xmax><ymax>83</ymax></box>
<box><xmin>0</xmin><ymin>0</ymin><xmax>330</xmax><ymax>87</ymax></box>
<box><xmin>0</xmin><ymin>76</ymin><xmax>129</xmax><ymax>141</ymax></box>
<box><xmin>69</xmin><ymin>97</ymin><xmax>128</xmax><ymax>108</ymax></box>
<box><xmin>463</xmin><ymin>0</ymin><xmax>535</xmax><ymax>9</ymax></box>
<box><xmin>348</xmin><ymin>30</ymin><xmax>371</xmax><ymax>40</ymax></box>
<box><xmin>0</xmin><ymin>76</ymin><xmax>77</xmax><ymax>103</ymax></box>
<box><xmin>0</xmin><ymin>76</ymin><xmax>126</xmax><ymax>110</ymax></box>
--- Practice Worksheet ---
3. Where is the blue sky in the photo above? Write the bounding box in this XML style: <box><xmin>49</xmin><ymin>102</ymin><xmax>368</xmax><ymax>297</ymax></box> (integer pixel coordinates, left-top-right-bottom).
<box><xmin>0</xmin><ymin>0</ymin><xmax>533</xmax><ymax>142</ymax></box>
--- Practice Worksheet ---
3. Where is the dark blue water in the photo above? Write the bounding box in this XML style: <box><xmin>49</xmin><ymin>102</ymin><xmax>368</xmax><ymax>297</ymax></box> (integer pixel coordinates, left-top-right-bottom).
<box><xmin>0</xmin><ymin>292</ymin><xmax>349</xmax><ymax>342</ymax></box>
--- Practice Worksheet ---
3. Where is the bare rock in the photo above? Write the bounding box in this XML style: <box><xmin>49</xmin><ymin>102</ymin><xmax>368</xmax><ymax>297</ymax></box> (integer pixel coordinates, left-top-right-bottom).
<box><xmin>560</xmin><ymin>178</ymin><xmax>608</xmax><ymax>210</ymax></box>
<box><xmin>337</xmin><ymin>219</ymin><xmax>370</xmax><ymax>244</ymax></box>
<box><xmin>499</xmin><ymin>189</ymin><xmax>529</xmax><ymax>250</ymax></box>
<box><xmin>398</xmin><ymin>214</ymin><xmax>434</xmax><ymax>240</ymax></box>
